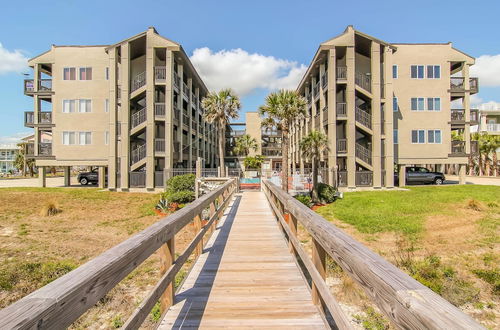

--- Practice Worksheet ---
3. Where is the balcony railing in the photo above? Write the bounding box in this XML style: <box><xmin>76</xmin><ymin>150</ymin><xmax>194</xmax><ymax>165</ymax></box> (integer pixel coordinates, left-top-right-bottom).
<box><xmin>451</xmin><ymin>109</ymin><xmax>465</xmax><ymax>122</ymax></box>
<box><xmin>173</xmin><ymin>72</ymin><xmax>180</xmax><ymax>89</ymax></box>
<box><xmin>174</xmin><ymin>109</ymin><xmax>180</xmax><ymax>121</ymax></box>
<box><xmin>183</xmin><ymin>83</ymin><xmax>190</xmax><ymax>97</ymax></box>
<box><xmin>321</xmin><ymin>72</ymin><xmax>328</xmax><ymax>89</ymax></box>
<box><xmin>337</xmin><ymin>103</ymin><xmax>347</xmax><ymax>118</ymax></box>
<box><xmin>155</xmin><ymin>138</ymin><xmax>165</xmax><ymax>153</ymax></box>
<box><xmin>24</xmin><ymin>112</ymin><xmax>34</xmax><ymax>125</ymax></box>
<box><xmin>450</xmin><ymin>77</ymin><xmax>479</xmax><ymax>94</ymax></box>
<box><xmin>131</xmin><ymin>108</ymin><xmax>146</xmax><ymax>128</ymax></box>
<box><xmin>337</xmin><ymin>139</ymin><xmax>347</xmax><ymax>153</ymax></box>
<box><xmin>322</xmin><ymin>106</ymin><xmax>328</xmax><ymax>125</ymax></box>
<box><xmin>336</xmin><ymin>67</ymin><xmax>347</xmax><ymax>80</ymax></box>
<box><xmin>130</xmin><ymin>171</ymin><xmax>146</xmax><ymax>187</ymax></box>
<box><xmin>355</xmin><ymin>143</ymin><xmax>372</xmax><ymax>165</ymax></box>
<box><xmin>355</xmin><ymin>72</ymin><xmax>371</xmax><ymax>92</ymax></box>
<box><xmin>131</xmin><ymin>144</ymin><xmax>146</xmax><ymax>165</ymax></box>
<box><xmin>154</xmin><ymin>66</ymin><xmax>166</xmax><ymax>82</ymax></box>
<box><xmin>355</xmin><ymin>107</ymin><xmax>372</xmax><ymax>129</ymax></box>
<box><xmin>486</xmin><ymin>123</ymin><xmax>500</xmax><ymax>133</ymax></box>
<box><xmin>39</xmin><ymin>143</ymin><xmax>52</xmax><ymax>156</ymax></box>
<box><xmin>24</xmin><ymin>79</ymin><xmax>52</xmax><ymax>94</ymax></box>
<box><xmin>356</xmin><ymin>171</ymin><xmax>373</xmax><ymax>186</ymax></box>
<box><xmin>338</xmin><ymin>171</ymin><xmax>347</xmax><ymax>187</ymax></box>
<box><xmin>154</xmin><ymin>103</ymin><xmax>165</xmax><ymax>117</ymax></box>
<box><xmin>470</xmin><ymin>109</ymin><xmax>479</xmax><ymax>123</ymax></box>
<box><xmin>451</xmin><ymin>140</ymin><xmax>465</xmax><ymax>155</ymax></box>
<box><xmin>183</xmin><ymin>113</ymin><xmax>189</xmax><ymax>126</ymax></box>
<box><xmin>25</xmin><ymin>111</ymin><xmax>53</xmax><ymax>126</ymax></box>
<box><xmin>314</xmin><ymin>113</ymin><xmax>320</xmax><ymax>128</ymax></box>
<box><xmin>131</xmin><ymin>72</ymin><xmax>146</xmax><ymax>92</ymax></box>
<box><xmin>174</xmin><ymin>141</ymin><xmax>180</xmax><ymax>152</ymax></box>
<box><xmin>313</xmin><ymin>83</ymin><xmax>320</xmax><ymax>98</ymax></box>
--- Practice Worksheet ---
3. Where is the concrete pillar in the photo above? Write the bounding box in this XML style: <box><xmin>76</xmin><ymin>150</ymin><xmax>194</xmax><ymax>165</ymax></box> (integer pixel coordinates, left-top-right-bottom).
<box><xmin>346</xmin><ymin>44</ymin><xmax>356</xmax><ymax>189</ymax></box>
<box><xmin>463</xmin><ymin>64</ymin><xmax>471</xmax><ymax>154</ymax></box>
<box><xmin>327</xmin><ymin>47</ymin><xmax>337</xmax><ymax>186</ymax></box>
<box><xmin>64</xmin><ymin>166</ymin><xmax>71</xmax><ymax>186</ymax></box>
<box><xmin>99</xmin><ymin>166</ymin><xmax>106</xmax><ymax>189</ymax></box>
<box><xmin>371</xmin><ymin>42</ymin><xmax>382</xmax><ymax>188</ymax></box>
<box><xmin>120</xmin><ymin>42</ymin><xmax>130</xmax><ymax>191</ymax></box>
<box><xmin>108</xmin><ymin>47</ymin><xmax>118</xmax><ymax>190</ymax></box>
<box><xmin>383</xmin><ymin>47</ymin><xmax>395</xmax><ymax>188</ymax></box>
<box><xmin>398</xmin><ymin>165</ymin><xmax>406</xmax><ymax>187</ymax></box>
<box><xmin>38</xmin><ymin>166</ymin><xmax>46</xmax><ymax>187</ymax></box>
<box><xmin>165</xmin><ymin>49</ymin><xmax>175</xmax><ymax>177</ymax></box>
<box><xmin>145</xmin><ymin>30</ymin><xmax>155</xmax><ymax>191</ymax></box>
<box><xmin>459</xmin><ymin>164</ymin><xmax>466</xmax><ymax>184</ymax></box>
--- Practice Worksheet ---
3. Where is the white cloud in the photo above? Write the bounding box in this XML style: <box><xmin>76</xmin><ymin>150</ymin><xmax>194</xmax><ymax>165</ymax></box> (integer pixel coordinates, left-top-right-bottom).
<box><xmin>190</xmin><ymin>47</ymin><xmax>307</xmax><ymax>96</ymax></box>
<box><xmin>0</xmin><ymin>43</ymin><xmax>28</xmax><ymax>75</ymax></box>
<box><xmin>470</xmin><ymin>54</ymin><xmax>500</xmax><ymax>87</ymax></box>
<box><xmin>0</xmin><ymin>132</ymin><xmax>31</xmax><ymax>146</ymax></box>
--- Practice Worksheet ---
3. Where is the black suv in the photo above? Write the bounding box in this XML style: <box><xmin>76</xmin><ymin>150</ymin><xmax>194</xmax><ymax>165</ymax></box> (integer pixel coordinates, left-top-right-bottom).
<box><xmin>77</xmin><ymin>170</ymin><xmax>98</xmax><ymax>185</ymax></box>
<box><xmin>394</xmin><ymin>166</ymin><xmax>445</xmax><ymax>185</ymax></box>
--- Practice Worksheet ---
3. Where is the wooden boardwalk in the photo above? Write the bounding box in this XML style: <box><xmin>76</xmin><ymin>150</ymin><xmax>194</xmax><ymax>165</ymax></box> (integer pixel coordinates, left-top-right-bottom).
<box><xmin>159</xmin><ymin>191</ymin><xmax>326</xmax><ymax>329</ymax></box>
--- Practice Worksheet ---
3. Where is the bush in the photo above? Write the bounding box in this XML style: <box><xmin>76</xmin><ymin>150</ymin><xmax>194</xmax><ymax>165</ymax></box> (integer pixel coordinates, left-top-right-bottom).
<box><xmin>163</xmin><ymin>190</ymin><xmax>195</xmax><ymax>204</ymax></box>
<box><xmin>40</xmin><ymin>201</ymin><xmax>61</xmax><ymax>216</ymax></box>
<box><xmin>166</xmin><ymin>174</ymin><xmax>195</xmax><ymax>194</ymax></box>
<box><xmin>295</xmin><ymin>194</ymin><xmax>313</xmax><ymax>208</ymax></box>
<box><xmin>317</xmin><ymin>183</ymin><xmax>337</xmax><ymax>204</ymax></box>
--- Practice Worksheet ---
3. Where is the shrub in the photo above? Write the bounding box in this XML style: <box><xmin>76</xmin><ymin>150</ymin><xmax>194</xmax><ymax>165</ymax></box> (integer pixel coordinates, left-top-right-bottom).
<box><xmin>166</xmin><ymin>174</ymin><xmax>195</xmax><ymax>194</ymax></box>
<box><xmin>40</xmin><ymin>201</ymin><xmax>61</xmax><ymax>216</ymax></box>
<box><xmin>295</xmin><ymin>194</ymin><xmax>313</xmax><ymax>208</ymax></box>
<box><xmin>163</xmin><ymin>190</ymin><xmax>195</xmax><ymax>204</ymax></box>
<box><xmin>317</xmin><ymin>183</ymin><xmax>337</xmax><ymax>204</ymax></box>
<box><xmin>466</xmin><ymin>199</ymin><xmax>485</xmax><ymax>211</ymax></box>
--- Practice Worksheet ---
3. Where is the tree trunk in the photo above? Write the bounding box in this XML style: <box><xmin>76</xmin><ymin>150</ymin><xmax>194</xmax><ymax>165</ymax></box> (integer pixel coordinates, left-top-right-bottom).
<box><xmin>281</xmin><ymin>128</ymin><xmax>289</xmax><ymax>192</ymax></box>
<box><xmin>311</xmin><ymin>157</ymin><xmax>319</xmax><ymax>203</ymax></box>
<box><xmin>485</xmin><ymin>153</ymin><xmax>490</xmax><ymax>176</ymax></box>
<box><xmin>219</xmin><ymin>126</ymin><xmax>226</xmax><ymax>177</ymax></box>
<box><xmin>468</xmin><ymin>154</ymin><xmax>474</xmax><ymax>176</ymax></box>
<box><xmin>479</xmin><ymin>153</ymin><xmax>483</xmax><ymax>176</ymax></box>
<box><xmin>493</xmin><ymin>152</ymin><xmax>498</xmax><ymax>177</ymax></box>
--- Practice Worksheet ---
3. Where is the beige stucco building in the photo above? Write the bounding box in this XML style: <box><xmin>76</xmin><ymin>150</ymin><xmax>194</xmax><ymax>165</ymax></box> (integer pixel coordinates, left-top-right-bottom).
<box><xmin>24</xmin><ymin>27</ymin><xmax>217</xmax><ymax>190</ymax></box>
<box><xmin>291</xmin><ymin>26</ymin><xmax>479</xmax><ymax>188</ymax></box>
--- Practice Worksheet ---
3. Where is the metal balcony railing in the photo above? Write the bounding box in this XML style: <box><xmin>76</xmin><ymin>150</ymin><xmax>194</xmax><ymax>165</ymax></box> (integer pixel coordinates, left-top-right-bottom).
<box><xmin>337</xmin><ymin>103</ymin><xmax>347</xmax><ymax>117</ymax></box>
<box><xmin>486</xmin><ymin>123</ymin><xmax>500</xmax><ymax>133</ymax></box>
<box><xmin>131</xmin><ymin>144</ymin><xmax>146</xmax><ymax>165</ymax></box>
<box><xmin>155</xmin><ymin>138</ymin><xmax>165</xmax><ymax>152</ymax></box>
<box><xmin>337</xmin><ymin>139</ymin><xmax>347</xmax><ymax>153</ymax></box>
<box><xmin>355</xmin><ymin>72</ymin><xmax>371</xmax><ymax>92</ymax></box>
<box><xmin>24</xmin><ymin>79</ymin><xmax>52</xmax><ymax>94</ymax></box>
<box><xmin>154</xmin><ymin>66</ymin><xmax>166</xmax><ymax>82</ymax></box>
<box><xmin>314</xmin><ymin>113</ymin><xmax>320</xmax><ymax>128</ymax></box>
<box><xmin>313</xmin><ymin>83</ymin><xmax>320</xmax><ymax>98</ymax></box>
<box><xmin>39</xmin><ymin>143</ymin><xmax>52</xmax><ymax>156</ymax></box>
<box><xmin>173</xmin><ymin>72</ymin><xmax>180</xmax><ymax>89</ymax></box>
<box><xmin>25</xmin><ymin>111</ymin><xmax>53</xmax><ymax>125</ymax></box>
<box><xmin>322</xmin><ymin>106</ymin><xmax>328</xmax><ymax>125</ymax></box>
<box><xmin>355</xmin><ymin>107</ymin><xmax>372</xmax><ymax>129</ymax></box>
<box><xmin>451</xmin><ymin>109</ymin><xmax>465</xmax><ymax>122</ymax></box>
<box><xmin>338</xmin><ymin>171</ymin><xmax>347</xmax><ymax>187</ymax></box>
<box><xmin>131</xmin><ymin>72</ymin><xmax>146</xmax><ymax>92</ymax></box>
<box><xmin>183</xmin><ymin>113</ymin><xmax>189</xmax><ymax>126</ymax></box>
<box><xmin>470</xmin><ymin>109</ymin><xmax>479</xmax><ymax>123</ymax></box>
<box><xmin>321</xmin><ymin>72</ymin><xmax>328</xmax><ymax>89</ymax></box>
<box><xmin>336</xmin><ymin>67</ymin><xmax>347</xmax><ymax>79</ymax></box>
<box><xmin>450</xmin><ymin>77</ymin><xmax>479</xmax><ymax>94</ymax></box>
<box><xmin>355</xmin><ymin>143</ymin><xmax>372</xmax><ymax>165</ymax></box>
<box><xmin>451</xmin><ymin>140</ymin><xmax>465</xmax><ymax>154</ymax></box>
<box><xmin>131</xmin><ymin>108</ymin><xmax>146</xmax><ymax>128</ymax></box>
<box><xmin>356</xmin><ymin>171</ymin><xmax>373</xmax><ymax>186</ymax></box>
<box><xmin>154</xmin><ymin>103</ymin><xmax>165</xmax><ymax>117</ymax></box>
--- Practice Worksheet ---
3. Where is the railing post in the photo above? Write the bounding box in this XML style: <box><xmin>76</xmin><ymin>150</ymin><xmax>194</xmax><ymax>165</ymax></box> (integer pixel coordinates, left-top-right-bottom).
<box><xmin>209</xmin><ymin>201</ymin><xmax>216</xmax><ymax>234</ymax></box>
<box><xmin>193</xmin><ymin>215</ymin><xmax>203</xmax><ymax>257</ymax></box>
<box><xmin>312</xmin><ymin>239</ymin><xmax>326</xmax><ymax>306</ymax></box>
<box><xmin>288</xmin><ymin>214</ymin><xmax>297</xmax><ymax>254</ymax></box>
<box><xmin>159</xmin><ymin>238</ymin><xmax>175</xmax><ymax>313</ymax></box>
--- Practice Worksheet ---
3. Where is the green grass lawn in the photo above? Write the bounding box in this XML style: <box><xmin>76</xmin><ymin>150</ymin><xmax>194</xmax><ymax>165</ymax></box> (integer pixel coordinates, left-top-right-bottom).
<box><xmin>317</xmin><ymin>185</ymin><xmax>500</xmax><ymax>237</ymax></box>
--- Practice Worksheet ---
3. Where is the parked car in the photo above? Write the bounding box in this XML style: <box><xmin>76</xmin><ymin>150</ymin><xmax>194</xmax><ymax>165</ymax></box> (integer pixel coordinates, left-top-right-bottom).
<box><xmin>394</xmin><ymin>166</ymin><xmax>445</xmax><ymax>185</ymax></box>
<box><xmin>77</xmin><ymin>170</ymin><xmax>98</xmax><ymax>185</ymax></box>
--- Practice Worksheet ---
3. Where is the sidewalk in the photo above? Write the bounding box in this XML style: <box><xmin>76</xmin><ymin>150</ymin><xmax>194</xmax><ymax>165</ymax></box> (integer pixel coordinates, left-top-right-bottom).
<box><xmin>445</xmin><ymin>175</ymin><xmax>500</xmax><ymax>186</ymax></box>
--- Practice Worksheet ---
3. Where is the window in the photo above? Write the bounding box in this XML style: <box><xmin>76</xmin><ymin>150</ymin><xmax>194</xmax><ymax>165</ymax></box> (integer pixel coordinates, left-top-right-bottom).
<box><xmin>62</xmin><ymin>99</ymin><xmax>76</xmax><ymax>113</ymax></box>
<box><xmin>393</xmin><ymin>129</ymin><xmax>398</xmax><ymax>144</ymax></box>
<box><xmin>411</xmin><ymin>97</ymin><xmax>425</xmax><ymax>111</ymax></box>
<box><xmin>105</xmin><ymin>99</ymin><xmax>109</xmax><ymax>113</ymax></box>
<box><xmin>79</xmin><ymin>67</ymin><xmax>92</xmax><ymax>80</ymax></box>
<box><xmin>427</xmin><ymin>98</ymin><xmax>441</xmax><ymax>111</ymax></box>
<box><xmin>428</xmin><ymin>130</ymin><xmax>442</xmax><ymax>144</ymax></box>
<box><xmin>79</xmin><ymin>132</ymin><xmax>92</xmax><ymax>145</ymax></box>
<box><xmin>78</xmin><ymin>99</ymin><xmax>92</xmax><ymax>113</ymax></box>
<box><xmin>392</xmin><ymin>65</ymin><xmax>398</xmax><ymax>78</ymax></box>
<box><xmin>411</xmin><ymin>65</ymin><xmax>424</xmax><ymax>79</ymax></box>
<box><xmin>63</xmin><ymin>67</ymin><xmax>76</xmax><ymax>80</ymax></box>
<box><xmin>393</xmin><ymin>97</ymin><xmax>398</xmax><ymax>112</ymax></box>
<box><xmin>411</xmin><ymin>130</ymin><xmax>425</xmax><ymax>143</ymax></box>
<box><xmin>62</xmin><ymin>131</ymin><xmax>76</xmax><ymax>145</ymax></box>
<box><xmin>105</xmin><ymin>131</ymin><xmax>109</xmax><ymax>145</ymax></box>
<box><xmin>105</xmin><ymin>67</ymin><xmax>109</xmax><ymax>80</ymax></box>
<box><xmin>427</xmin><ymin>65</ymin><xmax>441</xmax><ymax>79</ymax></box>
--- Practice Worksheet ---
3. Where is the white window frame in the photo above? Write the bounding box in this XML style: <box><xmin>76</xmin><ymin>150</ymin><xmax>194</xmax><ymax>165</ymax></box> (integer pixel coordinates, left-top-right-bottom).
<box><xmin>427</xmin><ymin>129</ymin><xmax>442</xmax><ymax>144</ymax></box>
<box><xmin>63</xmin><ymin>67</ymin><xmax>76</xmax><ymax>81</ymax></box>
<box><xmin>411</xmin><ymin>129</ymin><xmax>426</xmax><ymax>144</ymax></box>
<box><xmin>411</xmin><ymin>97</ymin><xmax>425</xmax><ymax>111</ymax></box>
<box><xmin>426</xmin><ymin>65</ymin><xmax>441</xmax><ymax>79</ymax></box>
<box><xmin>427</xmin><ymin>97</ymin><xmax>441</xmax><ymax>111</ymax></box>
<box><xmin>393</xmin><ymin>65</ymin><xmax>398</xmax><ymax>79</ymax></box>
<box><xmin>62</xmin><ymin>99</ymin><xmax>76</xmax><ymax>113</ymax></box>
<box><xmin>410</xmin><ymin>65</ymin><xmax>424</xmax><ymax>79</ymax></box>
<box><xmin>62</xmin><ymin>131</ymin><xmax>76</xmax><ymax>145</ymax></box>
<box><xmin>78</xmin><ymin>132</ymin><xmax>92</xmax><ymax>145</ymax></box>
<box><xmin>79</xmin><ymin>67</ymin><xmax>92</xmax><ymax>81</ymax></box>
<box><xmin>78</xmin><ymin>99</ymin><xmax>92</xmax><ymax>113</ymax></box>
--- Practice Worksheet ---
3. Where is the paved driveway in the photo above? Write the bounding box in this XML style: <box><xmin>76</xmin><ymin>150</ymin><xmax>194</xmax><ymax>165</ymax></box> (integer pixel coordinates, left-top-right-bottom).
<box><xmin>445</xmin><ymin>175</ymin><xmax>500</xmax><ymax>186</ymax></box>
<box><xmin>0</xmin><ymin>176</ymin><xmax>87</xmax><ymax>188</ymax></box>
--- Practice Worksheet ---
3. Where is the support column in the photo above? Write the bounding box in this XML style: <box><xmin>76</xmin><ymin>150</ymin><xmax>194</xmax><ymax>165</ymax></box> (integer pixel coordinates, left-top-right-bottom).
<box><xmin>463</xmin><ymin>64</ymin><xmax>471</xmax><ymax>155</ymax></box>
<box><xmin>108</xmin><ymin>47</ymin><xmax>118</xmax><ymax>190</ymax></box>
<box><xmin>346</xmin><ymin>44</ymin><xmax>356</xmax><ymax>189</ymax></box>
<box><xmin>371</xmin><ymin>42</ymin><xmax>382</xmax><ymax>188</ymax></box>
<box><xmin>165</xmin><ymin>49</ymin><xmax>175</xmax><ymax>179</ymax></box>
<box><xmin>398</xmin><ymin>165</ymin><xmax>406</xmax><ymax>187</ymax></box>
<box><xmin>38</xmin><ymin>166</ymin><xmax>46</xmax><ymax>187</ymax></box>
<box><xmin>120</xmin><ymin>43</ymin><xmax>131</xmax><ymax>191</ymax></box>
<box><xmin>145</xmin><ymin>31</ymin><xmax>155</xmax><ymax>191</ymax></box>
<box><xmin>327</xmin><ymin>47</ymin><xmax>337</xmax><ymax>186</ymax></box>
<box><xmin>384</xmin><ymin>47</ymin><xmax>395</xmax><ymax>188</ymax></box>
<box><xmin>64</xmin><ymin>166</ymin><xmax>71</xmax><ymax>186</ymax></box>
<box><xmin>459</xmin><ymin>164</ymin><xmax>466</xmax><ymax>184</ymax></box>
<box><xmin>98</xmin><ymin>166</ymin><xmax>106</xmax><ymax>189</ymax></box>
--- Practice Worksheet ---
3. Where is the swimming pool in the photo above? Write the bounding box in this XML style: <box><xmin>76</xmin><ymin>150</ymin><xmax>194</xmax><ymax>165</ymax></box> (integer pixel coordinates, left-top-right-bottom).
<box><xmin>240</xmin><ymin>178</ymin><xmax>261</xmax><ymax>184</ymax></box>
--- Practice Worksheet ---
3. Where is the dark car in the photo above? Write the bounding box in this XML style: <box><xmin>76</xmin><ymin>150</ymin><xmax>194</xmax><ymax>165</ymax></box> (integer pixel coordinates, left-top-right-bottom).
<box><xmin>394</xmin><ymin>166</ymin><xmax>445</xmax><ymax>185</ymax></box>
<box><xmin>77</xmin><ymin>170</ymin><xmax>98</xmax><ymax>185</ymax></box>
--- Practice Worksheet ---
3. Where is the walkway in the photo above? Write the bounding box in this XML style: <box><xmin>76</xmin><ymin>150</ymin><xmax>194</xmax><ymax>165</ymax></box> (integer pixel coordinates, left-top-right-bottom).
<box><xmin>159</xmin><ymin>191</ymin><xmax>326</xmax><ymax>329</ymax></box>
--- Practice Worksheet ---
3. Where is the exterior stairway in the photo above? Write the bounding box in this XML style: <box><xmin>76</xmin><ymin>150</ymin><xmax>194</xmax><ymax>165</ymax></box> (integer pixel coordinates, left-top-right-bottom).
<box><xmin>130</xmin><ymin>107</ymin><xmax>147</xmax><ymax>135</ymax></box>
<box><xmin>355</xmin><ymin>143</ymin><xmax>373</xmax><ymax>170</ymax></box>
<box><xmin>130</xmin><ymin>144</ymin><xmax>147</xmax><ymax>171</ymax></box>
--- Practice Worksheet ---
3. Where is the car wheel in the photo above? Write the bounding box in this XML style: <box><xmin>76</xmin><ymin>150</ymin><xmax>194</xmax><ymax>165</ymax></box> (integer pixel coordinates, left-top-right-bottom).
<box><xmin>80</xmin><ymin>178</ymin><xmax>88</xmax><ymax>185</ymax></box>
<box><xmin>434</xmin><ymin>178</ymin><xmax>443</xmax><ymax>185</ymax></box>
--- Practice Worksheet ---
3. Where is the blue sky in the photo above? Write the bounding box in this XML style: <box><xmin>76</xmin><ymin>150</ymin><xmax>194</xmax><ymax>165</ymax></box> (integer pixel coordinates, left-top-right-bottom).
<box><xmin>1</xmin><ymin>0</ymin><xmax>499</xmax><ymax>143</ymax></box>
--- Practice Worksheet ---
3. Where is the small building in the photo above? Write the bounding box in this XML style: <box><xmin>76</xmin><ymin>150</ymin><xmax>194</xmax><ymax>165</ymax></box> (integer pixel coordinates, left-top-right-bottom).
<box><xmin>0</xmin><ymin>144</ymin><xmax>19</xmax><ymax>174</ymax></box>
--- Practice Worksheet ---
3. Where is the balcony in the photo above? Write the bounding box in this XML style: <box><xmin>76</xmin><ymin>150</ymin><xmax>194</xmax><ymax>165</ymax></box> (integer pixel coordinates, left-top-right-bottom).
<box><xmin>355</xmin><ymin>72</ymin><xmax>371</xmax><ymax>92</ymax></box>
<box><xmin>24</xmin><ymin>79</ymin><xmax>52</xmax><ymax>95</ymax></box>
<box><xmin>322</xmin><ymin>106</ymin><xmax>328</xmax><ymax>125</ymax></box>
<box><xmin>355</xmin><ymin>143</ymin><xmax>372</xmax><ymax>165</ymax></box>
<box><xmin>183</xmin><ymin>113</ymin><xmax>189</xmax><ymax>127</ymax></box>
<box><xmin>154</xmin><ymin>103</ymin><xmax>165</xmax><ymax>117</ymax></box>
<box><xmin>337</xmin><ymin>139</ymin><xmax>347</xmax><ymax>153</ymax></box>
<box><xmin>131</xmin><ymin>72</ymin><xmax>146</xmax><ymax>92</ymax></box>
<box><xmin>183</xmin><ymin>83</ymin><xmax>190</xmax><ymax>98</ymax></box>
<box><xmin>131</xmin><ymin>108</ymin><xmax>147</xmax><ymax>128</ymax></box>
<box><xmin>470</xmin><ymin>109</ymin><xmax>479</xmax><ymax>123</ymax></box>
<box><xmin>336</xmin><ymin>67</ymin><xmax>347</xmax><ymax>80</ymax></box>
<box><xmin>450</xmin><ymin>140</ymin><xmax>465</xmax><ymax>156</ymax></box>
<box><xmin>450</xmin><ymin>77</ymin><xmax>479</xmax><ymax>94</ymax></box>
<box><xmin>130</xmin><ymin>144</ymin><xmax>146</xmax><ymax>165</ymax></box>
<box><xmin>314</xmin><ymin>113</ymin><xmax>320</xmax><ymax>129</ymax></box>
<box><xmin>355</xmin><ymin>107</ymin><xmax>372</xmax><ymax>129</ymax></box>
<box><xmin>26</xmin><ymin>143</ymin><xmax>52</xmax><ymax>157</ymax></box>
<box><xmin>154</xmin><ymin>66</ymin><xmax>166</xmax><ymax>83</ymax></box>
<box><xmin>356</xmin><ymin>171</ymin><xmax>373</xmax><ymax>186</ymax></box>
<box><xmin>174</xmin><ymin>109</ymin><xmax>180</xmax><ymax>121</ymax></box>
<box><xmin>173</xmin><ymin>72</ymin><xmax>180</xmax><ymax>89</ymax></box>
<box><xmin>450</xmin><ymin>109</ymin><xmax>465</xmax><ymax>122</ymax></box>
<box><xmin>321</xmin><ymin>72</ymin><xmax>328</xmax><ymax>89</ymax></box>
<box><xmin>24</xmin><ymin>111</ymin><xmax>53</xmax><ymax>127</ymax></box>
<box><xmin>155</xmin><ymin>138</ymin><xmax>165</xmax><ymax>153</ymax></box>
<box><xmin>486</xmin><ymin>123</ymin><xmax>500</xmax><ymax>134</ymax></box>
<box><xmin>337</xmin><ymin>103</ymin><xmax>347</xmax><ymax>118</ymax></box>
<box><xmin>338</xmin><ymin>171</ymin><xmax>347</xmax><ymax>187</ymax></box>
<box><xmin>313</xmin><ymin>83</ymin><xmax>320</xmax><ymax>99</ymax></box>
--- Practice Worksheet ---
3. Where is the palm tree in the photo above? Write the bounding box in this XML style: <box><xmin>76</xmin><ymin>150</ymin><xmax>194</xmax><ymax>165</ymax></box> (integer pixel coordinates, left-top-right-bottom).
<box><xmin>14</xmin><ymin>142</ymin><xmax>35</xmax><ymax>177</ymax></box>
<box><xmin>299</xmin><ymin>131</ymin><xmax>329</xmax><ymax>202</ymax></box>
<box><xmin>469</xmin><ymin>133</ymin><xmax>481</xmax><ymax>175</ymax></box>
<box><xmin>259</xmin><ymin>90</ymin><xmax>307</xmax><ymax>192</ymax></box>
<box><xmin>233</xmin><ymin>134</ymin><xmax>258</xmax><ymax>156</ymax></box>
<box><xmin>482</xmin><ymin>134</ymin><xmax>500</xmax><ymax>176</ymax></box>
<box><xmin>202</xmin><ymin>89</ymin><xmax>241</xmax><ymax>177</ymax></box>
<box><xmin>491</xmin><ymin>135</ymin><xmax>500</xmax><ymax>176</ymax></box>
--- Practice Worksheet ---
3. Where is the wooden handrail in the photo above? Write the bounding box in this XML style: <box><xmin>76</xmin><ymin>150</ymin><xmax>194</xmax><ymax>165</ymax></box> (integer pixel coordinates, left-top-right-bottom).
<box><xmin>0</xmin><ymin>179</ymin><xmax>238</xmax><ymax>329</ymax></box>
<box><xmin>262</xmin><ymin>180</ymin><xmax>483</xmax><ymax>330</ymax></box>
